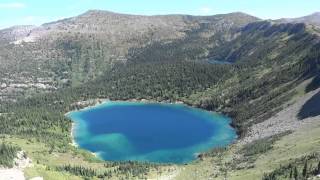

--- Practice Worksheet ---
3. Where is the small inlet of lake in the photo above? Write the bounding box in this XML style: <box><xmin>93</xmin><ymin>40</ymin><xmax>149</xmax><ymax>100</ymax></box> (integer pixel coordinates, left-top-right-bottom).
<box><xmin>67</xmin><ymin>101</ymin><xmax>236</xmax><ymax>164</ymax></box>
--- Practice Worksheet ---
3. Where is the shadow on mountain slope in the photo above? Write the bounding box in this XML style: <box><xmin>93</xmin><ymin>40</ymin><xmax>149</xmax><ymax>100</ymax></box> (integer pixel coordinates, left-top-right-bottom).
<box><xmin>298</xmin><ymin>91</ymin><xmax>320</xmax><ymax>120</ymax></box>
<box><xmin>305</xmin><ymin>75</ymin><xmax>320</xmax><ymax>93</ymax></box>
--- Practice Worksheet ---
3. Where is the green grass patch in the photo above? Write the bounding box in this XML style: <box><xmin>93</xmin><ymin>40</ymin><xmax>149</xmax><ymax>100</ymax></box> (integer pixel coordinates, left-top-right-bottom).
<box><xmin>241</xmin><ymin>131</ymin><xmax>292</xmax><ymax>158</ymax></box>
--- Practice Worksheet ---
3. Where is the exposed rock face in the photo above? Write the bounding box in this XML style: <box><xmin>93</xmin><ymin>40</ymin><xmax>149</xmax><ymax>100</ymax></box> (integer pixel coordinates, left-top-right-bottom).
<box><xmin>14</xmin><ymin>151</ymin><xmax>32</xmax><ymax>169</ymax></box>
<box><xmin>0</xmin><ymin>151</ymin><xmax>32</xmax><ymax>180</ymax></box>
<box><xmin>0</xmin><ymin>25</ymin><xmax>36</xmax><ymax>42</ymax></box>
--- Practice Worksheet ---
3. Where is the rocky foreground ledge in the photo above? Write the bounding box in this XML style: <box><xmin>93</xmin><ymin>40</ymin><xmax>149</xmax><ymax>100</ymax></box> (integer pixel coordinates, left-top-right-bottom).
<box><xmin>0</xmin><ymin>151</ymin><xmax>42</xmax><ymax>180</ymax></box>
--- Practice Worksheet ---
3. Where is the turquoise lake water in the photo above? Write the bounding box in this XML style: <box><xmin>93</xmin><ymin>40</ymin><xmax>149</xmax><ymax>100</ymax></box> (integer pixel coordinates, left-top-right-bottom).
<box><xmin>67</xmin><ymin>102</ymin><xmax>236</xmax><ymax>164</ymax></box>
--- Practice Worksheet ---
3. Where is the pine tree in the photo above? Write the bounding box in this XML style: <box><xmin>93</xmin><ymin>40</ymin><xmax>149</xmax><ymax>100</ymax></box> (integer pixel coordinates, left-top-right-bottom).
<box><xmin>294</xmin><ymin>166</ymin><xmax>299</xmax><ymax>180</ymax></box>
<box><xmin>302</xmin><ymin>160</ymin><xmax>308</xmax><ymax>178</ymax></box>
<box><xmin>289</xmin><ymin>166</ymin><xmax>293</xmax><ymax>179</ymax></box>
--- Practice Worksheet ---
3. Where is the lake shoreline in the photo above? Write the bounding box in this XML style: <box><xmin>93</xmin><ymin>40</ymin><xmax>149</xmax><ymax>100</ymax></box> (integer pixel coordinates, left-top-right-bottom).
<box><xmin>66</xmin><ymin>98</ymin><xmax>187</xmax><ymax>115</ymax></box>
<box><xmin>67</xmin><ymin>99</ymin><xmax>236</xmax><ymax>163</ymax></box>
<box><xmin>70</xmin><ymin>122</ymin><xmax>100</xmax><ymax>158</ymax></box>
<box><xmin>67</xmin><ymin>97</ymin><xmax>224</xmax><ymax>146</ymax></box>
<box><xmin>70</xmin><ymin>122</ymin><xmax>78</xmax><ymax>147</ymax></box>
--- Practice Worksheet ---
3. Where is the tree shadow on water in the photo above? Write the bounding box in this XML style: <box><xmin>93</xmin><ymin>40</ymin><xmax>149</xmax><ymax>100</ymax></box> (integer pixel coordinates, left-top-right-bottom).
<box><xmin>298</xmin><ymin>91</ymin><xmax>320</xmax><ymax>120</ymax></box>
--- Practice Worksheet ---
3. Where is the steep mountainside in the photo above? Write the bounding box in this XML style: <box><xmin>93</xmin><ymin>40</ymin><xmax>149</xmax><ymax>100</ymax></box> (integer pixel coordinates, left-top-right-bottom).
<box><xmin>0</xmin><ymin>10</ymin><xmax>258</xmax><ymax>102</ymax></box>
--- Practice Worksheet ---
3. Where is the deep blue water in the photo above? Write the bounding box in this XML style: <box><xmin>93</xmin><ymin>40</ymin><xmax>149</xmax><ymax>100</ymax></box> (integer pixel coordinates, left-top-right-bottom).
<box><xmin>67</xmin><ymin>102</ymin><xmax>236</xmax><ymax>164</ymax></box>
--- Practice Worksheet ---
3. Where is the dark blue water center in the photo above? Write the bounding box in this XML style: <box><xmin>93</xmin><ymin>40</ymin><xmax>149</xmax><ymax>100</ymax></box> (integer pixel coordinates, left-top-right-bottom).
<box><xmin>67</xmin><ymin>102</ymin><xmax>236</xmax><ymax>164</ymax></box>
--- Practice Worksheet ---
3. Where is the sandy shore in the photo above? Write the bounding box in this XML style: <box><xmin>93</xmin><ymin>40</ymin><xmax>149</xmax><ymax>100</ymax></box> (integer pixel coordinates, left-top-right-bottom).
<box><xmin>70</xmin><ymin>122</ymin><xmax>99</xmax><ymax>158</ymax></box>
<box><xmin>70</xmin><ymin>122</ymin><xmax>79</xmax><ymax>147</ymax></box>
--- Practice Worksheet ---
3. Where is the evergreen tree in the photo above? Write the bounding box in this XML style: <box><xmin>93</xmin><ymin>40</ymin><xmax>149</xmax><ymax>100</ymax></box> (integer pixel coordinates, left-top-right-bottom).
<box><xmin>0</xmin><ymin>142</ymin><xmax>20</xmax><ymax>168</ymax></box>
<box><xmin>302</xmin><ymin>160</ymin><xmax>308</xmax><ymax>178</ymax></box>
<box><xmin>289</xmin><ymin>166</ymin><xmax>293</xmax><ymax>179</ymax></box>
<box><xmin>294</xmin><ymin>166</ymin><xmax>299</xmax><ymax>180</ymax></box>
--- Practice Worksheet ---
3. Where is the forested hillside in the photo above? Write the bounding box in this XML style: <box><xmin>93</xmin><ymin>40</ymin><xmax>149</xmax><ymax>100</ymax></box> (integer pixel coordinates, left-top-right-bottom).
<box><xmin>1</xmin><ymin>21</ymin><xmax>320</xmax><ymax>144</ymax></box>
<box><xmin>0</xmin><ymin>11</ymin><xmax>258</xmax><ymax>102</ymax></box>
<box><xmin>1</xmin><ymin>10</ymin><xmax>320</xmax><ymax>179</ymax></box>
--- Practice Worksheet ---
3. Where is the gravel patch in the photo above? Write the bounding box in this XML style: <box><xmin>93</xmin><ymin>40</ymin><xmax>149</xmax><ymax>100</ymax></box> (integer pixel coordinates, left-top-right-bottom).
<box><xmin>239</xmin><ymin>87</ymin><xmax>320</xmax><ymax>145</ymax></box>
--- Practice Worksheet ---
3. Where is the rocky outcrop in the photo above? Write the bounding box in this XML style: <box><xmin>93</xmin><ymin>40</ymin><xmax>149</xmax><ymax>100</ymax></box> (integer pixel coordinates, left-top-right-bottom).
<box><xmin>0</xmin><ymin>151</ymin><xmax>32</xmax><ymax>180</ymax></box>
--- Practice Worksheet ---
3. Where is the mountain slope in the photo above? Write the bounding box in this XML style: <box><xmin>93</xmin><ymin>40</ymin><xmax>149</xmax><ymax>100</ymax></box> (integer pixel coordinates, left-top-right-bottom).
<box><xmin>0</xmin><ymin>11</ymin><xmax>259</xmax><ymax>102</ymax></box>
<box><xmin>2</xmin><ymin>17</ymin><xmax>320</xmax><ymax>149</ymax></box>
<box><xmin>1</xmin><ymin>20</ymin><xmax>319</xmax><ymax>179</ymax></box>
<box><xmin>277</xmin><ymin>12</ymin><xmax>320</xmax><ymax>26</ymax></box>
<box><xmin>1</xmin><ymin>11</ymin><xmax>320</xmax><ymax>179</ymax></box>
